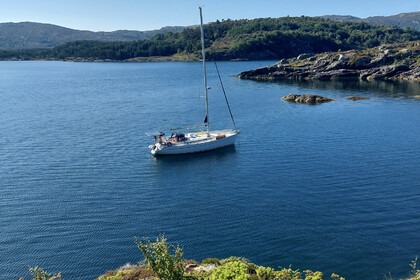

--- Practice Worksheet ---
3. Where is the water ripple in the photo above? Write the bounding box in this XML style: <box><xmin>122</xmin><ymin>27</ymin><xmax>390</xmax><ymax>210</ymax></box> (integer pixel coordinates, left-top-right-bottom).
<box><xmin>1</xmin><ymin>61</ymin><xmax>419</xmax><ymax>280</ymax></box>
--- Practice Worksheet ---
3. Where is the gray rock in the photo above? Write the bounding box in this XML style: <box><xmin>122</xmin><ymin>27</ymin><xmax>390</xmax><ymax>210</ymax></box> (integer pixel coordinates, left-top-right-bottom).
<box><xmin>277</xmin><ymin>59</ymin><xmax>289</xmax><ymax>65</ymax></box>
<box><xmin>351</xmin><ymin>56</ymin><xmax>371</xmax><ymax>69</ymax></box>
<box><xmin>282</xmin><ymin>94</ymin><xmax>334</xmax><ymax>104</ymax></box>
<box><xmin>237</xmin><ymin>41</ymin><xmax>420</xmax><ymax>82</ymax></box>
<box><xmin>347</xmin><ymin>96</ymin><xmax>369</xmax><ymax>101</ymax></box>
<box><xmin>297</xmin><ymin>53</ymin><xmax>313</xmax><ymax>60</ymax></box>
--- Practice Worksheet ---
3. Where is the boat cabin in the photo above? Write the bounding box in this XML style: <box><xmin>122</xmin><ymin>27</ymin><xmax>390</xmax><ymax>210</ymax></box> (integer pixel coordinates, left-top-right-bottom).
<box><xmin>169</xmin><ymin>133</ymin><xmax>186</xmax><ymax>142</ymax></box>
<box><xmin>154</xmin><ymin>132</ymin><xmax>165</xmax><ymax>143</ymax></box>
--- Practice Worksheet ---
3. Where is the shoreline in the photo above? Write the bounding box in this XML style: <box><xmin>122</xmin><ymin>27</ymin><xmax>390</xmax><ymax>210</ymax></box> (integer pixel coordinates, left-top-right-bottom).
<box><xmin>237</xmin><ymin>41</ymin><xmax>420</xmax><ymax>82</ymax></box>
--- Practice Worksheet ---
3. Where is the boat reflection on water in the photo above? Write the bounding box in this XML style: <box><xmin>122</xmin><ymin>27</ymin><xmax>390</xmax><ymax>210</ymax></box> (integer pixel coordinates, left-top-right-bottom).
<box><xmin>151</xmin><ymin>144</ymin><xmax>237</xmax><ymax>163</ymax></box>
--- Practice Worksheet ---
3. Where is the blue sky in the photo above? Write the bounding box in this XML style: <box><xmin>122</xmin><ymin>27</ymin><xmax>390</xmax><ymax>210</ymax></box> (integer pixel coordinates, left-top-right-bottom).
<box><xmin>0</xmin><ymin>0</ymin><xmax>418</xmax><ymax>31</ymax></box>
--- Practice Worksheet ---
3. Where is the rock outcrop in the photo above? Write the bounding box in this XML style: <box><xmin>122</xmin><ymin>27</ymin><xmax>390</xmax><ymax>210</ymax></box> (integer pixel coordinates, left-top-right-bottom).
<box><xmin>238</xmin><ymin>41</ymin><xmax>420</xmax><ymax>82</ymax></box>
<box><xmin>346</xmin><ymin>96</ymin><xmax>370</xmax><ymax>101</ymax></box>
<box><xmin>282</xmin><ymin>94</ymin><xmax>333</xmax><ymax>104</ymax></box>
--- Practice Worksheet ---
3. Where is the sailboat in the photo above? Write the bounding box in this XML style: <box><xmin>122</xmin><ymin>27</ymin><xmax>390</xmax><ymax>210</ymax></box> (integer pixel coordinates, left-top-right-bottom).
<box><xmin>147</xmin><ymin>7</ymin><xmax>239</xmax><ymax>156</ymax></box>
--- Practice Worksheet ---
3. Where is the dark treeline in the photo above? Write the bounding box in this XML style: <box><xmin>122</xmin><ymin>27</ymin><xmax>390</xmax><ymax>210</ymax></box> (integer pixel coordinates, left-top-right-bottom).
<box><xmin>1</xmin><ymin>16</ymin><xmax>419</xmax><ymax>61</ymax></box>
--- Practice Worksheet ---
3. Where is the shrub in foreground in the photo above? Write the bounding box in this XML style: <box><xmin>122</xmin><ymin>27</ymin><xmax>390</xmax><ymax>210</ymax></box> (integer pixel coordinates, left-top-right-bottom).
<box><xmin>135</xmin><ymin>234</ymin><xmax>184</xmax><ymax>280</ymax></box>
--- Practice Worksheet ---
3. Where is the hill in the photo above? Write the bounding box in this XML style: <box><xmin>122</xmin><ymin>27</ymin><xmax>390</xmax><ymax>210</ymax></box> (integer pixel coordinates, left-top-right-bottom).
<box><xmin>0</xmin><ymin>22</ymin><xmax>186</xmax><ymax>49</ymax></box>
<box><xmin>0</xmin><ymin>16</ymin><xmax>419</xmax><ymax>61</ymax></box>
<box><xmin>0</xmin><ymin>11</ymin><xmax>419</xmax><ymax>51</ymax></box>
<box><xmin>321</xmin><ymin>11</ymin><xmax>420</xmax><ymax>31</ymax></box>
<box><xmin>366</xmin><ymin>12</ymin><xmax>420</xmax><ymax>31</ymax></box>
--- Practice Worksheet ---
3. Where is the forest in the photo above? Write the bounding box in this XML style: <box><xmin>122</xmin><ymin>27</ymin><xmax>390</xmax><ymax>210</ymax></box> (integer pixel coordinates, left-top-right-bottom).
<box><xmin>1</xmin><ymin>16</ymin><xmax>419</xmax><ymax>61</ymax></box>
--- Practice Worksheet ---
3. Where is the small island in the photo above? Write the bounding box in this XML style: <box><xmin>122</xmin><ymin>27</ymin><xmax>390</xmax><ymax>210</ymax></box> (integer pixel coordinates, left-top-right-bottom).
<box><xmin>346</xmin><ymin>96</ymin><xmax>370</xmax><ymax>101</ymax></box>
<box><xmin>237</xmin><ymin>41</ymin><xmax>420</xmax><ymax>82</ymax></box>
<box><xmin>282</xmin><ymin>94</ymin><xmax>334</xmax><ymax>104</ymax></box>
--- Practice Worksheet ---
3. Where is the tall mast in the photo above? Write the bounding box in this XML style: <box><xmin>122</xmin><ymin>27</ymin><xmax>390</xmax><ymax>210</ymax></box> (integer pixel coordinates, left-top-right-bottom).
<box><xmin>199</xmin><ymin>7</ymin><xmax>210</xmax><ymax>134</ymax></box>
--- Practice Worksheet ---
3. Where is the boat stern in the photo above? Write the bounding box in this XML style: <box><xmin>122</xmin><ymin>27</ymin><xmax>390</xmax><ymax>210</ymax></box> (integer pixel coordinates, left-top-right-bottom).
<box><xmin>149</xmin><ymin>143</ymin><xmax>161</xmax><ymax>156</ymax></box>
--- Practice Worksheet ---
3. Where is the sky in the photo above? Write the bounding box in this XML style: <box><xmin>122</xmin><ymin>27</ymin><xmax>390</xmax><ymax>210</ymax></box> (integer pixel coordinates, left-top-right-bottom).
<box><xmin>0</xmin><ymin>0</ymin><xmax>419</xmax><ymax>32</ymax></box>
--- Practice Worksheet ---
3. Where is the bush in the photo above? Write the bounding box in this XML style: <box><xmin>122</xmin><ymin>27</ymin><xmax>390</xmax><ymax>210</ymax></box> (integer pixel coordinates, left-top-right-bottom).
<box><xmin>97</xmin><ymin>264</ymin><xmax>155</xmax><ymax>280</ymax></box>
<box><xmin>275</xmin><ymin>267</ymin><xmax>302</xmax><ymax>280</ymax></box>
<box><xmin>256</xmin><ymin>266</ymin><xmax>275</xmax><ymax>280</ymax></box>
<box><xmin>208</xmin><ymin>261</ymin><xmax>251</xmax><ymax>280</ymax></box>
<box><xmin>304</xmin><ymin>270</ymin><xmax>323</xmax><ymax>280</ymax></box>
<box><xmin>135</xmin><ymin>234</ymin><xmax>184</xmax><ymax>280</ymax></box>
<box><xmin>27</xmin><ymin>266</ymin><xmax>62</xmax><ymax>280</ymax></box>
<box><xmin>410</xmin><ymin>257</ymin><xmax>420</xmax><ymax>280</ymax></box>
<box><xmin>254</xmin><ymin>265</ymin><xmax>302</xmax><ymax>280</ymax></box>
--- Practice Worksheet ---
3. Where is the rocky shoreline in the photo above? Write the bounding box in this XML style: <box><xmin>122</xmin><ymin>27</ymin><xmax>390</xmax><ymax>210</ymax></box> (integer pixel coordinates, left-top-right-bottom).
<box><xmin>237</xmin><ymin>41</ymin><xmax>420</xmax><ymax>82</ymax></box>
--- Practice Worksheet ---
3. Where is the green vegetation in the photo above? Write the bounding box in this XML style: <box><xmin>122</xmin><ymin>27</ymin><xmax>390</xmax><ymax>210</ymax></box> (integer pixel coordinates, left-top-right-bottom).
<box><xmin>97</xmin><ymin>237</ymin><xmax>420</xmax><ymax>280</ymax></box>
<box><xmin>1</xmin><ymin>16</ymin><xmax>419</xmax><ymax>61</ymax></box>
<box><xmin>18</xmin><ymin>237</ymin><xmax>419</xmax><ymax>280</ymax></box>
<box><xmin>23</xmin><ymin>266</ymin><xmax>62</xmax><ymax>280</ymax></box>
<box><xmin>20</xmin><ymin>238</ymin><xmax>419</xmax><ymax>280</ymax></box>
<box><xmin>208</xmin><ymin>261</ymin><xmax>250</xmax><ymax>280</ymax></box>
<box><xmin>410</xmin><ymin>257</ymin><xmax>420</xmax><ymax>280</ymax></box>
<box><xmin>135</xmin><ymin>235</ymin><xmax>184</xmax><ymax>280</ymax></box>
<box><xmin>97</xmin><ymin>235</ymin><xmax>342</xmax><ymax>280</ymax></box>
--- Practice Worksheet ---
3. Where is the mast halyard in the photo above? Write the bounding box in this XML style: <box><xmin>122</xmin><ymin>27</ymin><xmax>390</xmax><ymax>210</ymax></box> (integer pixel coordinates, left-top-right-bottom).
<box><xmin>199</xmin><ymin>7</ymin><xmax>210</xmax><ymax>135</ymax></box>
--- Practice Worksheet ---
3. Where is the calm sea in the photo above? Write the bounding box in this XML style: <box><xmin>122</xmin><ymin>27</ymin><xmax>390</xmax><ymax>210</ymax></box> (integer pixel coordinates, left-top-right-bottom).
<box><xmin>0</xmin><ymin>61</ymin><xmax>419</xmax><ymax>280</ymax></box>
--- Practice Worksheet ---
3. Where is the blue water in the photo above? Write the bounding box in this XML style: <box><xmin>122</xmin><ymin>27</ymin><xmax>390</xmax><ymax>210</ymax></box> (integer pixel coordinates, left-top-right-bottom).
<box><xmin>0</xmin><ymin>61</ymin><xmax>419</xmax><ymax>280</ymax></box>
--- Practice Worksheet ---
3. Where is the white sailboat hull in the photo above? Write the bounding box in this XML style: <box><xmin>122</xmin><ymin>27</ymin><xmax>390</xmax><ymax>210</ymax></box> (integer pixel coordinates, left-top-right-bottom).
<box><xmin>150</xmin><ymin>129</ymin><xmax>239</xmax><ymax>156</ymax></box>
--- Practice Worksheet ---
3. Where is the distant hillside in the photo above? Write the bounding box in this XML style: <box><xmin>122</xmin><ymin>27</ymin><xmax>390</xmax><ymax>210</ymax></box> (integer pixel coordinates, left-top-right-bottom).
<box><xmin>1</xmin><ymin>11</ymin><xmax>418</xmax><ymax>51</ymax></box>
<box><xmin>365</xmin><ymin>12</ymin><xmax>420</xmax><ymax>31</ymax></box>
<box><xmin>0</xmin><ymin>16</ymin><xmax>419</xmax><ymax>61</ymax></box>
<box><xmin>0</xmin><ymin>22</ymin><xmax>186</xmax><ymax>49</ymax></box>
<box><xmin>321</xmin><ymin>11</ymin><xmax>420</xmax><ymax>31</ymax></box>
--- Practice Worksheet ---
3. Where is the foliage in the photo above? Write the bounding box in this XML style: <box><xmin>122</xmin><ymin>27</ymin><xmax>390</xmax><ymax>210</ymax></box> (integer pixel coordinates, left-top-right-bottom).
<box><xmin>1</xmin><ymin>16</ymin><xmax>419</xmax><ymax>61</ymax></box>
<box><xmin>256</xmin><ymin>266</ymin><xmax>276</xmax><ymax>280</ymax></box>
<box><xmin>202</xmin><ymin>258</ymin><xmax>221</xmax><ymax>265</ymax></box>
<box><xmin>275</xmin><ymin>267</ymin><xmax>302</xmax><ymax>280</ymax></box>
<box><xmin>250</xmin><ymin>265</ymin><xmax>303</xmax><ymax>280</ymax></box>
<box><xmin>97</xmin><ymin>269</ymin><xmax>133</xmax><ymax>280</ymax></box>
<box><xmin>410</xmin><ymin>257</ymin><xmax>420</xmax><ymax>280</ymax></box>
<box><xmin>207</xmin><ymin>261</ymin><xmax>251</xmax><ymax>280</ymax></box>
<box><xmin>330</xmin><ymin>273</ymin><xmax>345</xmax><ymax>280</ymax></box>
<box><xmin>135</xmin><ymin>234</ymin><xmax>184</xmax><ymax>280</ymax></box>
<box><xmin>27</xmin><ymin>266</ymin><xmax>62</xmax><ymax>280</ymax></box>
<box><xmin>25</xmin><ymin>239</ymin><xmax>418</xmax><ymax>280</ymax></box>
<box><xmin>412</xmin><ymin>271</ymin><xmax>420</xmax><ymax>280</ymax></box>
<box><xmin>220</xmin><ymin>256</ymin><xmax>254</xmax><ymax>266</ymax></box>
<box><xmin>97</xmin><ymin>263</ymin><xmax>155</xmax><ymax>280</ymax></box>
<box><xmin>303</xmin><ymin>270</ymin><xmax>323</xmax><ymax>280</ymax></box>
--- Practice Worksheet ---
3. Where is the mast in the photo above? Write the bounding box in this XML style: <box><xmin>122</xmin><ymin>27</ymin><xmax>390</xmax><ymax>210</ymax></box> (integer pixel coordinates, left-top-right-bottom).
<box><xmin>199</xmin><ymin>7</ymin><xmax>210</xmax><ymax>134</ymax></box>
